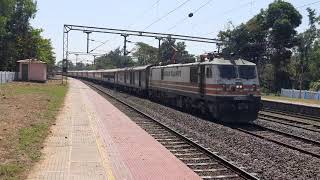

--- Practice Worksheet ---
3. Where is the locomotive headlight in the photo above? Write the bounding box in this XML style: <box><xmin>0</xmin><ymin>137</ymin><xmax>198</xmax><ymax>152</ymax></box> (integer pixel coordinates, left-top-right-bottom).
<box><xmin>252</xmin><ymin>84</ymin><xmax>257</xmax><ymax>91</ymax></box>
<box><xmin>236</xmin><ymin>85</ymin><xmax>243</xmax><ymax>89</ymax></box>
<box><xmin>222</xmin><ymin>84</ymin><xmax>227</xmax><ymax>91</ymax></box>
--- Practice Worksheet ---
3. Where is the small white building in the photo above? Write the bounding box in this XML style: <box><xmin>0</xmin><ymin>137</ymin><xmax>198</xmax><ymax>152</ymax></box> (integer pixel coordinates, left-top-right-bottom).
<box><xmin>17</xmin><ymin>59</ymin><xmax>47</xmax><ymax>82</ymax></box>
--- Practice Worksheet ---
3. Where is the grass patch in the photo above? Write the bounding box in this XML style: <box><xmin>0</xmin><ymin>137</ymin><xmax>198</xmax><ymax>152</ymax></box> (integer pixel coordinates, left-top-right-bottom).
<box><xmin>0</xmin><ymin>81</ymin><xmax>68</xmax><ymax>179</ymax></box>
<box><xmin>19</xmin><ymin>123</ymin><xmax>49</xmax><ymax>161</ymax></box>
<box><xmin>263</xmin><ymin>95</ymin><xmax>320</xmax><ymax>105</ymax></box>
<box><xmin>0</xmin><ymin>164</ymin><xmax>22</xmax><ymax>180</ymax></box>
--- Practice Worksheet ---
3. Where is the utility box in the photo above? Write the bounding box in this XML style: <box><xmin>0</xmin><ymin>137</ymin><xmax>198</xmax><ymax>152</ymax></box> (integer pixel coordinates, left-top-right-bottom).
<box><xmin>17</xmin><ymin>59</ymin><xmax>47</xmax><ymax>82</ymax></box>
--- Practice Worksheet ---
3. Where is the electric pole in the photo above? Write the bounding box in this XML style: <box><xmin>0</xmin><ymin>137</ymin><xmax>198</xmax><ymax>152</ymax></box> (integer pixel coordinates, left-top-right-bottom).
<box><xmin>121</xmin><ymin>34</ymin><xmax>129</xmax><ymax>56</ymax></box>
<box><xmin>155</xmin><ymin>37</ymin><xmax>162</xmax><ymax>63</ymax></box>
<box><xmin>84</xmin><ymin>31</ymin><xmax>92</xmax><ymax>53</ymax></box>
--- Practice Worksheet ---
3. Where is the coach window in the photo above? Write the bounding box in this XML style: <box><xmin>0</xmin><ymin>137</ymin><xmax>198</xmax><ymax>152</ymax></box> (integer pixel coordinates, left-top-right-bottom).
<box><xmin>206</xmin><ymin>67</ymin><xmax>212</xmax><ymax>78</ymax></box>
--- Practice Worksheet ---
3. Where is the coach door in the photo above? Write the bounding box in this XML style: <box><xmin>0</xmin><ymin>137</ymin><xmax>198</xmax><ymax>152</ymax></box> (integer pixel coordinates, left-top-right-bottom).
<box><xmin>199</xmin><ymin>65</ymin><xmax>205</xmax><ymax>95</ymax></box>
<box><xmin>138</xmin><ymin>71</ymin><xmax>141</xmax><ymax>87</ymax></box>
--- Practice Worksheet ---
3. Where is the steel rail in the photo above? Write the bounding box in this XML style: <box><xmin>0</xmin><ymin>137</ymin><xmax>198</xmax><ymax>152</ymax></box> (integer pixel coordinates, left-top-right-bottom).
<box><xmin>83</xmin><ymin>80</ymin><xmax>259</xmax><ymax>180</ymax></box>
<box><xmin>258</xmin><ymin>117</ymin><xmax>320</xmax><ymax>133</ymax></box>
<box><xmin>262</xmin><ymin>108</ymin><xmax>320</xmax><ymax>123</ymax></box>
<box><xmin>258</xmin><ymin>111</ymin><xmax>320</xmax><ymax>133</ymax></box>
<box><xmin>235</xmin><ymin>124</ymin><xmax>320</xmax><ymax>159</ymax></box>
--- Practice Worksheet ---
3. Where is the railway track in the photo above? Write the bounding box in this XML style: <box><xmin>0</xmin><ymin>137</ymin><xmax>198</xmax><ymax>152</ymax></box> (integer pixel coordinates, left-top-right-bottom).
<box><xmin>262</xmin><ymin>108</ymin><xmax>320</xmax><ymax>122</ymax></box>
<box><xmin>258</xmin><ymin>111</ymin><xmax>320</xmax><ymax>133</ymax></box>
<box><xmin>84</xmin><ymin>81</ymin><xmax>258</xmax><ymax>180</ymax></box>
<box><xmin>235</xmin><ymin>124</ymin><xmax>320</xmax><ymax>159</ymax></box>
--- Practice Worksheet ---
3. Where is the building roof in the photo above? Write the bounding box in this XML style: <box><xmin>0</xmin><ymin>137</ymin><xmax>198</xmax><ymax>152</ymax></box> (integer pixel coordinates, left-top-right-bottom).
<box><xmin>17</xmin><ymin>59</ymin><xmax>47</xmax><ymax>64</ymax></box>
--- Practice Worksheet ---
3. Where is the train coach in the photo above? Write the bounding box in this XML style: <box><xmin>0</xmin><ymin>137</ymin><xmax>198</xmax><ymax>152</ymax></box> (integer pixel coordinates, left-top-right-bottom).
<box><xmin>67</xmin><ymin>57</ymin><xmax>261</xmax><ymax>123</ymax></box>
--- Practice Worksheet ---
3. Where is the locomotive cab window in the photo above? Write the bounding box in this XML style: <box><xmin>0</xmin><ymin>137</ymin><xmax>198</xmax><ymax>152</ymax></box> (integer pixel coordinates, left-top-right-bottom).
<box><xmin>238</xmin><ymin>66</ymin><xmax>256</xmax><ymax>79</ymax></box>
<box><xmin>206</xmin><ymin>67</ymin><xmax>212</xmax><ymax>78</ymax></box>
<box><xmin>218</xmin><ymin>65</ymin><xmax>237</xmax><ymax>79</ymax></box>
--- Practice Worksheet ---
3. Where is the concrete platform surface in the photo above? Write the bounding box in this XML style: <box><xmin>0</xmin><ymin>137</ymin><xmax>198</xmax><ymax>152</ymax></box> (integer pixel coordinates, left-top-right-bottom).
<box><xmin>262</xmin><ymin>97</ymin><xmax>320</xmax><ymax>108</ymax></box>
<box><xmin>28</xmin><ymin>78</ymin><xmax>200</xmax><ymax>180</ymax></box>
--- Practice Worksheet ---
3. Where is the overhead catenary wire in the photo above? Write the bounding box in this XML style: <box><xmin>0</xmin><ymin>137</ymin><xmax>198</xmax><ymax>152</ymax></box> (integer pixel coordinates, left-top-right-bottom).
<box><xmin>89</xmin><ymin>0</ymin><xmax>162</xmax><ymax>53</ymax></box>
<box><xmin>143</xmin><ymin>0</ymin><xmax>193</xmax><ymax>31</ymax></box>
<box><xmin>167</xmin><ymin>0</ymin><xmax>214</xmax><ymax>32</ymax></box>
<box><xmin>297</xmin><ymin>0</ymin><xmax>320</xmax><ymax>8</ymax></box>
<box><xmin>199</xmin><ymin>0</ymin><xmax>258</xmax><ymax>36</ymax></box>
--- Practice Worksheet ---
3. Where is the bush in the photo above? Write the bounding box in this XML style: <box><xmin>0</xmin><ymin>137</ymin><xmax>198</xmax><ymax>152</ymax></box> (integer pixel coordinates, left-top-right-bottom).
<box><xmin>310</xmin><ymin>80</ymin><xmax>320</xmax><ymax>91</ymax></box>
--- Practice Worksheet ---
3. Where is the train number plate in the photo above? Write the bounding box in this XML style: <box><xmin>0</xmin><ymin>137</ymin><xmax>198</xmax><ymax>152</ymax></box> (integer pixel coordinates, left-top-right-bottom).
<box><xmin>238</xmin><ymin>103</ymin><xmax>249</xmax><ymax>110</ymax></box>
<box><xmin>233</xmin><ymin>96</ymin><xmax>247</xmax><ymax>100</ymax></box>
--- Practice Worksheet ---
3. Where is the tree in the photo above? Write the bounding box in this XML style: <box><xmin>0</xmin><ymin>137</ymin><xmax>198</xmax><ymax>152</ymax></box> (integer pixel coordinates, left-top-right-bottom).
<box><xmin>218</xmin><ymin>11</ymin><xmax>268</xmax><ymax>65</ymax></box>
<box><xmin>160</xmin><ymin>37</ymin><xmax>176</xmax><ymax>64</ymax></box>
<box><xmin>175</xmin><ymin>42</ymin><xmax>195</xmax><ymax>63</ymax></box>
<box><xmin>264</xmin><ymin>0</ymin><xmax>302</xmax><ymax>91</ymax></box>
<box><xmin>95</xmin><ymin>48</ymin><xmax>135</xmax><ymax>69</ymax></box>
<box><xmin>0</xmin><ymin>0</ymin><xmax>15</xmax><ymax>36</ymax></box>
<box><xmin>132</xmin><ymin>42</ymin><xmax>158</xmax><ymax>65</ymax></box>
<box><xmin>0</xmin><ymin>0</ymin><xmax>55</xmax><ymax>71</ymax></box>
<box><xmin>159</xmin><ymin>38</ymin><xmax>195</xmax><ymax>64</ymax></box>
<box><xmin>294</xmin><ymin>8</ymin><xmax>320</xmax><ymax>90</ymax></box>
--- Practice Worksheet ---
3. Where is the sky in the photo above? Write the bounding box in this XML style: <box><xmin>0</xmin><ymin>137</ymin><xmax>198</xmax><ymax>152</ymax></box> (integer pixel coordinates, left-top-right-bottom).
<box><xmin>30</xmin><ymin>0</ymin><xmax>320</xmax><ymax>64</ymax></box>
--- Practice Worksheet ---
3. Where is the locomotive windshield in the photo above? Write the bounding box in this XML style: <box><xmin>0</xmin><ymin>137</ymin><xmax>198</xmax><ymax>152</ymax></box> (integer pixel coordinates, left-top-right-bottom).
<box><xmin>238</xmin><ymin>66</ymin><xmax>256</xmax><ymax>79</ymax></box>
<box><xmin>218</xmin><ymin>65</ymin><xmax>237</xmax><ymax>79</ymax></box>
<box><xmin>218</xmin><ymin>65</ymin><xmax>257</xmax><ymax>79</ymax></box>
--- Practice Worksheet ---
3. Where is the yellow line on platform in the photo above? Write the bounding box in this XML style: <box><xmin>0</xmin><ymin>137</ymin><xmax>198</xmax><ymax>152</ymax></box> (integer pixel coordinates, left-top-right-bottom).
<box><xmin>84</xmin><ymin>95</ymin><xmax>116</xmax><ymax>180</ymax></box>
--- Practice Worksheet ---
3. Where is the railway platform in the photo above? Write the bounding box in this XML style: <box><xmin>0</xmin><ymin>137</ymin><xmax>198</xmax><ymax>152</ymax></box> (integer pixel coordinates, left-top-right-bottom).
<box><xmin>262</xmin><ymin>96</ymin><xmax>320</xmax><ymax>108</ymax></box>
<box><xmin>261</xmin><ymin>97</ymin><xmax>320</xmax><ymax>118</ymax></box>
<box><xmin>28</xmin><ymin>78</ymin><xmax>200</xmax><ymax>180</ymax></box>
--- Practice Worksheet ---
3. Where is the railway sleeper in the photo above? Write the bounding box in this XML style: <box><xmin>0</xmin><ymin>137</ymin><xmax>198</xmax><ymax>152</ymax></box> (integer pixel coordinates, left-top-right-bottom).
<box><xmin>198</xmin><ymin>170</ymin><xmax>239</xmax><ymax>178</ymax></box>
<box><xmin>158</xmin><ymin>141</ymin><xmax>186</xmax><ymax>145</ymax></box>
<box><xmin>201</xmin><ymin>174</ymin><xmax>240</xmax><ymax>180</ymax></box>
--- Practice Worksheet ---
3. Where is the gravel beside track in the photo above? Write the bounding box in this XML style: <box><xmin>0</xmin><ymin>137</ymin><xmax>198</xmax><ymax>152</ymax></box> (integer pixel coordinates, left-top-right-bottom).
<box><xmin>87</xmin><ymin>82</ymin><xmax>320</xmax><ymax>179</ymax></box>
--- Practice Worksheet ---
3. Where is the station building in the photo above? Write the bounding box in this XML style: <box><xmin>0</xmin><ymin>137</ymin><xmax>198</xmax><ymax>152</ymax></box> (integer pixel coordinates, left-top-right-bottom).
<box><xmin>17</xmin><ymin>59</ymin><xmax>47</xmax><ymax>82</ymax></box>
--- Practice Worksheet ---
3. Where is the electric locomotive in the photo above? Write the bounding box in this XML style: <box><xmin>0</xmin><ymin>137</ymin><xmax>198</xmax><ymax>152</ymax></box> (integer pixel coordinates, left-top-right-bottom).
<box><xmin>149</xmin><ymin>58</ymin><xmax>261</xmax><ymax>123</ymax></box>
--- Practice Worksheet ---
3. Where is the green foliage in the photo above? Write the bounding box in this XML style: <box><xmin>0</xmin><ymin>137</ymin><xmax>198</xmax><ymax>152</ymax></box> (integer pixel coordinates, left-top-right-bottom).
<box><xmin>0</xmin><ymin>0</ymin><xmax>15</xmax><ymax>36</ymax></box>
<box><xmin>219</xmin><ymin>10</ymin><xmax>268</xmax><ymax>64</ymax></box>
<box><xmin>159</xmin><ymin>38</ymin><xmax>195</xmax><ymax>64</ymax></box>
<box><xmin>291</xmin><ymin>8</ymin><xmax>320</xmax><ymax>90</ymax></box>
<box><xmin>0</xmin><ymin>0</ymin><xmax>55</xmax><ymax>71</ymax></box>
<box><xmin>95</xmin><ymin>48</ymin><xmax>134</xmax><ymax>69</ymax></box>
<box><xmin>132</xmin><ymin>42</ymin><xmax>158</xmax><ymax>65</ymax></box>
<box><xmin>310</xmin><ymin>80</ymin><xmax>320</xmax><ymax>91</ymax></box>
<box><xmin>0</xmin><ymin>164</ymin><xmax>22</xmax><ymax>180</ymax></box>
<box><xmin>309</xmin><ymin>41</ymin><xmax>320</xmax><ymax>80</ymax></box>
